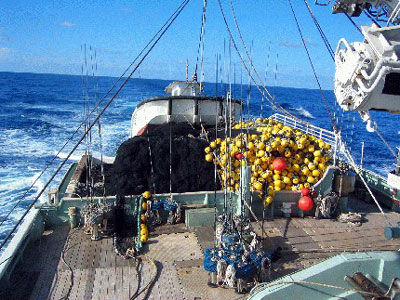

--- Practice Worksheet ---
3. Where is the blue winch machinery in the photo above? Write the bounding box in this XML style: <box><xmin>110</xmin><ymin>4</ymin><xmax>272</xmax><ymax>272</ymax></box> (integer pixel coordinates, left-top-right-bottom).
<box><xmin>203</xmin><ymin>216</ymin><xmax>272</xmax><ymax>294</ymax></box>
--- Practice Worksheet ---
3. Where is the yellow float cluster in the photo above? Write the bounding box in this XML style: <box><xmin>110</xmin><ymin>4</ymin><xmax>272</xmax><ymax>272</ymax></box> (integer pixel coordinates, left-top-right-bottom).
<box><xmin>204</xmin><ymin>118</ymin><xmax>332</xmax><ymax>206</ymax></box>
<box><xmin>140</xmin><ymin>191</ymin><xmax>151</xmax><ymax>243</ymax></box>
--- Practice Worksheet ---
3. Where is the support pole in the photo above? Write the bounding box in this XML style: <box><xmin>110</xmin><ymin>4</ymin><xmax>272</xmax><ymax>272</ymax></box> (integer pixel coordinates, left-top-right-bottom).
<box><xmin>236</xmin><ymin>165</ymin><xmax>251</xmax><ymax>217</ymax></box>
<box><xmin>360</xmin><ymin>141</ymin><xmax>365</xmax><ymax>169</ymax></box>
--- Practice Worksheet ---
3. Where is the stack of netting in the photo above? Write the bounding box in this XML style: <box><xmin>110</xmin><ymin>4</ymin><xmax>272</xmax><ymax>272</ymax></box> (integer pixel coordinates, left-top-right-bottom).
<box><xmin>111</xmin><ymin>123</ymin><xmax>220</xmax><ymax>196</ymax></box>
<box><xmin>204</xmin><ymin>117</ymin><xmax>332</xmax><ymax>207</ymax></box>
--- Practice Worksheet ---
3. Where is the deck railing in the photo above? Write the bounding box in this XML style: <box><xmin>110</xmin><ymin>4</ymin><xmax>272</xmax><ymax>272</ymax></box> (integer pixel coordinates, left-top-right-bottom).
<box><xmin>269</xmin><ymin>113</ymin><xmax>336</xmax><ymax>146</ymax></box>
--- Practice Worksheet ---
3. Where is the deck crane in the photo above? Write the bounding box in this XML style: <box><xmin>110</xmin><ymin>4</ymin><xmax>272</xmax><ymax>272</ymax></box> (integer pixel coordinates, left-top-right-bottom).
<box><xmin>315</xmin><ymin>1</ymin><xmax>400</xmax><ymax>190</ymax></box>
<box><xmin>317</xmin><ymin>0</ymin><xmax>400</xmax><ymax>130</ymax></box>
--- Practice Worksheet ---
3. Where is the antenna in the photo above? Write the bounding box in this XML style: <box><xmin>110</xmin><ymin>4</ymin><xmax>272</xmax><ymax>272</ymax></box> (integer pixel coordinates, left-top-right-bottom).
<box><xmin>186</xmin><ymin>58</ymin><xmax>189</xmax><ymax>81</ymax></box>
<box><xmin>274</xmin><ymin>52</ymin><xmax>279</xmax><ymax>86</ymax></box>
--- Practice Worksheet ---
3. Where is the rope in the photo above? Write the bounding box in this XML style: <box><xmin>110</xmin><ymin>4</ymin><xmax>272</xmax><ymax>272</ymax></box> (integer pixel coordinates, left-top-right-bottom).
<box><xmin>92</xmin><ymin>48</ymin><xmax>106</xmax><ymax>199</ymax></box>
<box><xmin>213</xmin><ymin>54</ymin><xmax>219</xmax><ymax>247</ymax></box>
<box><xmin>227</xmin><ymin>0</ymin><xmax>285</xmax><ymax>114</ymax></box>
<box><xmin>169</xmin><ymin>121</ymin><xmax>172</xmax><ymax>196</ymax></box>
<box><xmin>340</xmin><ymin>138</ymin><xmax>392</xmax><ymax>227</ymax></box>
<box><xmin>387</xmin><ymin>1</ymin><xmax>400</xmax><ymax>25</ymax></box>
<box><xmin>342</xmin><ymin>8</ymin><xmax>363</xmax><ymax>34</ymax></box>
<box><xmin>0</xmin><ymin>0</ymin><xmax>191</xmax><ymax>230</ymax></box>
<box><xmin>194</xmin><ymin>0</ymin><xmax>207</xmax><ymax>86</ymax></box>
<box><xmin>337</xmin><ymin>212</ymin><xmax>362</xmax><ymax>225</ymax></box>
<box><xmin>303</xmin><ymin>0</ymin><xmax>335</xmax><ymax>61</ymax></box>
<box><xmin>146</xmin><ymin>129</ymin><xmax>157</xmax><ymax>195</ymax></box>
<box><xmin>219</xmin><ymin>0</ymin><xmax>313</xmax><ymax>128</ymax></box>
<box><xmin>375</xmin><ymin>126</ymin><xmax>398</xmax><ymax>159</ymax></box>
<box><xmin>364</xmin><ymin>9</ymin><xmax>381</xmax><ymax>27</ymax></box>
<box><xmin>287</xmin><ymin>0</ymin><xmax>337</xmax><ymax>134</ymax></box>
<box><xmin>243</xmin><ymin>200</ymin><xmax>269</xmax><ymax>238</ymax></box>
<box><xmin>289</xmin><ymin>0</ymin><xmax>391</xmax><ymax>227</ymax></box>
<box><xmin>199</xmin><ymin>0</ymin><xmax>207</xmax><ymax>91</ymax></box>
<box><xmin>57</xmin><ymin>228</ymin><xmax>77</xmax><ymax>300</ymax></box>
<box><xmin>0</xmin><ymin>0</ymin><xmax>191</xmax><ymax>252</ymax></box>
<box><xmin>219</xmin><ymin>1</ymin><xmax>271</xmax><ymax>112</ymax></box>
<box><xmin>129</xmin><ymin>256</ymin><xmax>158</xmax><ymax>300</ymax></box>
<box><xmin>129</xmin><ymin>258</ymin><xmax>141</xmax><ymax>299</ymax></box>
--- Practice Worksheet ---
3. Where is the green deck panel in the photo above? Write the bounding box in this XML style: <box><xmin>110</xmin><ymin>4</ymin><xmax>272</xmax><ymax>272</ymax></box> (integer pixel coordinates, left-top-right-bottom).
<box><xmin>185</xmin><ymin>207</ymin><xmax>216</xmax><ymax>228</ymax></box>
<box><xmin>248</xmin><ymin>251</ymin><xmax>400</xmax><ymax>300</ymax></box>
<box><xmin>58</xmin><ymin>163</ymin><xmax>77</xmax><ymax>196</ymax></box>
<box><xmin>359</xmin><ymin>169</ymin><xmax>400</xmax><ymax>212</ymax></box>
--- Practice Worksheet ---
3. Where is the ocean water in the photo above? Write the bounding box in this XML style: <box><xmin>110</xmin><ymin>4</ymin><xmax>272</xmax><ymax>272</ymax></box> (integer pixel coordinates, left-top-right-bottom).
<box><xmin>0</xmin><ymin>71</ymin><xmax>399</xmax><ymax>248</ymax></box>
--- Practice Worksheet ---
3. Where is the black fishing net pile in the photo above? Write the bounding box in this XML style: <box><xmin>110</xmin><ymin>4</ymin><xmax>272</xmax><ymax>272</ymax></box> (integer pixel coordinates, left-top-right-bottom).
<box><xmin>107</xmin><ymin>123</ymin><xmax>222</xmax><ymax>196</ymax></box>
<box><xmin>76</xmin><ymin>163</ymin><xmax>113</xmax><ymax>197</ymax></box>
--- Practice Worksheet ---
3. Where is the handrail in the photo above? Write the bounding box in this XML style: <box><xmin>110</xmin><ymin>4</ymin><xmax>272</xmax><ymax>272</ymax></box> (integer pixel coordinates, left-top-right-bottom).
<box><xmin>270</xmin><ymin>113</ymin><xmax>336</xmax><ymax>145</ymax></box>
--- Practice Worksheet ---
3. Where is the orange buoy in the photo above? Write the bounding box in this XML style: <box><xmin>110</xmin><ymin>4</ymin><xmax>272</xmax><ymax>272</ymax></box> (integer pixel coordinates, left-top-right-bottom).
<box><xmin>272</xmin><ymin>157</ymin><xmax>288</xmax><ymax>171</ymax></box>
<box><xmin>298</xmin><ymin>196</ymin><xmax>314</xmax><ymax>211</ymax></box>
<box><xmin>300</xmin><ymin>188</ymin><xmax>309</xmax><ymax>196</ymax></box>
<box><xmin>236</xmin><ymin>153</ymin><xmax>244</xmax><ymax>160</ymax></box>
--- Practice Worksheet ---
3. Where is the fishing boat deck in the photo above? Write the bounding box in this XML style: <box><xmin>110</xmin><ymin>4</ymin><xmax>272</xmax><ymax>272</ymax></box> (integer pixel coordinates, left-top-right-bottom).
<box><xmin>2</xmin><ymin>197</ymin><xmax>400</xmax><ymax>300</ymax></box>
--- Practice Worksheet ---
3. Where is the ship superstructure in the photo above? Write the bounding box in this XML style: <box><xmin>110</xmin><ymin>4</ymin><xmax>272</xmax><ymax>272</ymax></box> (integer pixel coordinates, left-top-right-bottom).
<box><xmin>0</xmin><ymin>0</ymin><xmax>400</xmax><ymax>299</ymax></box>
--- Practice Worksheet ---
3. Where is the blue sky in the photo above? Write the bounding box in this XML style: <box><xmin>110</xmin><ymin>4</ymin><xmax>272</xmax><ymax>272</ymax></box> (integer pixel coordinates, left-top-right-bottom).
<box><xmin>0</xmin><ymin>0</ymin><xmax>372</xmax><ymax>89</ymax></box>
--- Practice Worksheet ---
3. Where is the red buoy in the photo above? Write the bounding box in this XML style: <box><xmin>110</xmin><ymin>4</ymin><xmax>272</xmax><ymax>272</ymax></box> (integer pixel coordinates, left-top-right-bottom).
<box><xmin>298</xmin><ymin>196</ymin><xmax>314</xmax><ymax>211</ymax></box>
<box><xmin>300</xmin><ymin>188</ymin><xmax>309</xmax><ymax>196</ymax></box>
<box><xmin>236</xmin><ymin>153</ymin><xmax>244</xmax><ymax>160</ymax></box>
<box><xmin>272</xmin><ymin>157</ymin><xmax>288</xmax><ymax>171</ymax></box>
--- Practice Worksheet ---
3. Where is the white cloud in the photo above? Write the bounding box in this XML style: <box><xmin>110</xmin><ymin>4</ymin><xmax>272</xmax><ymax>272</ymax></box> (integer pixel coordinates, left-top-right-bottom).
<box><xmin>280</xmin><ymin>38</ymin><xmax>314</xmax><ymax>48</ymax></box>
<box><xmin>60</xmin><ymin>21</ymin><xmax>76</xmax><ymax>27</ymax></box>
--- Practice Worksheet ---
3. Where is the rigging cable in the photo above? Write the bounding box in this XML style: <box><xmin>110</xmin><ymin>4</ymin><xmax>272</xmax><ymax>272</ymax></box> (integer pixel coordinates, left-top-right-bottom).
<box><xmin>301</xmin><ymin>0</ymin><xmax>343</xmax><ymax>126</ymax></box>
<box><xmin>213</xmin><ymin>54</ymin><xmax>219</xmax><ymax>247</ymax></box>
<box><xmin>287</xmin><ymin>0</ymin><xmax>391</xmax><ymax>224</ymax></box>
<box><xmin>337</xmin><ymin>4</ymin><xmax>397</xmax><ymax>161</ymax></box>
<box><xmin>228</xmin><ymin>38</ymin><xmax>234</xmax><ymax>223</ymax></box>
<box><xmin>169</xmin><ymin>120</ymin><xmax>172</xmax><ymax>197</ymax></box>
<box><xmin>342</xmin><ymin>7</ymin><xmax>363</xmax><ymax>34</ymax></box>
<box><xmin>199</xmin><ymin>0</ymin><xmax>207</xmax><ymax>91</ymax></box>
<box><xmin>0</xmin><ymin>0</ymin><xmax>190</xmax><ymax>230</ymax></box>
<box><xmin>387</xmin><ymin>1</ymin><xmax>400</xmax><ymax>25</ymax></box>
<box><xmin>93</xmin><ymin>48</ymin><xmax>107</xmax><ymax>199</ymax></box>
<box><xmin>374</xmin><ymin>126</ymin><xmax>398</xmax><ymax>159</ymax></box>
<box><xmin>340</xmin><ymin>142</ymin><xmax>392</xmax><ymax>226</ymax></box>
<box><xmin>194</xmin><ymin>0</ymin><xmax>207</xmax><ymax>89</ymax></box>
<box><xmin>228</xmin><ymin>0</ymin><xmax>276</xmax><ymax>107</ymax></box>
<box><xmin>303</xmin><ymin>0</ymin><xmax>335</xmax><ymax>61</ymax></box>
<box><xmin>287</xmin><ymin>0</ymin><xmax>337</xmax><ymax>133</ymax></box>
<box><xmin>0</xmin><ymin>0</ymin><xmax>191</xmax><ymax>252</ymax></box>
<box><xmin>364</xmin><ymin>9</ymin><xmax>381</xmax><ymax>27</ymax></box>
<box><xmin>221</xmin><ymin>0</ymin><xmax>311</xmax><ymax>126</ymax></box>
<box><xmin>228</xmin><ymin>0</ymin><xmax>307</xmax><ymax>124</ymax></box>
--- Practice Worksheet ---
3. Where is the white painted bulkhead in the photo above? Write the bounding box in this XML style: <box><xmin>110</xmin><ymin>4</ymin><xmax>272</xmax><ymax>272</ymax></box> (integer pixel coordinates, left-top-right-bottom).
<box><xmin>130</xmin><ymin>97</ymin><xmax>242</xmax><ymax>137</ymax></box>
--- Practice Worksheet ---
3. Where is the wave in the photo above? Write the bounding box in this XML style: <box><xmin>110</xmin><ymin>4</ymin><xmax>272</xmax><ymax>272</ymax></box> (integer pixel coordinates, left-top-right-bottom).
<box><xmin>295</xmin><ymin>106</ymin><xmax>315</xmax><ymax>119</ymax></box>
<box><xmin>56</xmin><ymin>151</ymin><xmax>82</xmax><ymax>161</ymax></box>
<box><xmin>274</xmin><ymin>103</ymin><xmax>314</xmax><ymax>119</ymax></box>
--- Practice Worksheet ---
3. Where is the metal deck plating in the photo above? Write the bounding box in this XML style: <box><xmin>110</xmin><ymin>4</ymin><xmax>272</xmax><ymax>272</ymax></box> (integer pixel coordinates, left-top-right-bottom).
<box><xmin>2</xmin><ymin>195</ymin><xmax>399</xmax><ymax>300</ymax></box>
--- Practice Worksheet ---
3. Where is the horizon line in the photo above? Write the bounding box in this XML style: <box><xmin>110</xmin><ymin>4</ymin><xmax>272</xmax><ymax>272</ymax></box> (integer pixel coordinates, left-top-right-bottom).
<box><xmin>0</xmin><ymin>70</ymin><xmax>334</xmax><ymax>92</ymax></box>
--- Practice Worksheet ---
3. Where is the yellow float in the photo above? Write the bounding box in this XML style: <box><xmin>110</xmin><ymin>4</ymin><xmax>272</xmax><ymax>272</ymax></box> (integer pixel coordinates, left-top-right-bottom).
<box><xmin>204</xmin><ymin>118</ymin><xmax>333</xmax><ymax>207</ymax></box>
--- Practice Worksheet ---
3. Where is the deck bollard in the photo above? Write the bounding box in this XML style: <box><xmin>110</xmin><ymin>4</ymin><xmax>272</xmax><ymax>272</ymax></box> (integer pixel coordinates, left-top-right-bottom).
<box><xmin>384</xmin><ymin>223</ymin><xmax>400</xmax><ymax>239</ymax></box>
<box><xmin>67</xmin><ymin>207</ymin><xmax>79</xmax><ymax>229</ymax></box>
